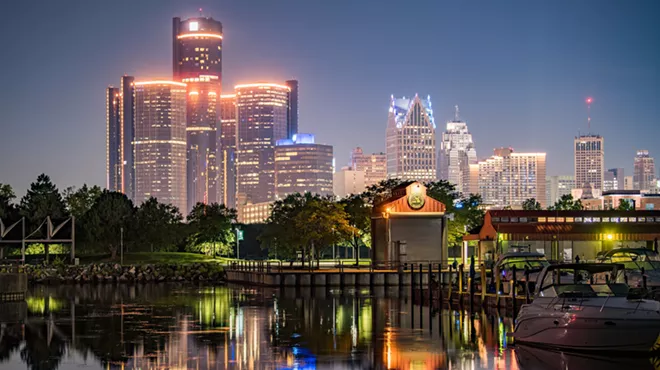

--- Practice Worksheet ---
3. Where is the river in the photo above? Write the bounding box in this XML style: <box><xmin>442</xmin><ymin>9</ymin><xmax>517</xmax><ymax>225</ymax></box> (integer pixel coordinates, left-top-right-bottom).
<box><xmin>0</xmin><ymin>284</ymin><xmax>656</xmax><ymax>369</ymax></box>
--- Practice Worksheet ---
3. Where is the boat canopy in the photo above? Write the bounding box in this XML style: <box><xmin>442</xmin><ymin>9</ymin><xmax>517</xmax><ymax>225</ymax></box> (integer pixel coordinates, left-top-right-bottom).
<box><xmin>535</xmin><ymin>263</ymin><xmax>627</xmax><ymax>298</ymax></box>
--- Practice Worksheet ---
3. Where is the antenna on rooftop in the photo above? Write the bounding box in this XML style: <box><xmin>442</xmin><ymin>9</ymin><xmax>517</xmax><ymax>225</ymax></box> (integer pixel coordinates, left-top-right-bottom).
<box><xmin>586</xmin><ymin>97</ymin><xmax>593</xmax><ymax>131</ymax></box>
<box><xmin>454</xmin><ymin>105</ymin><xmax>460</xmax><ymax>121</ymax></box>
<box><xmin>199</xmin><ymin>8</ymin><xmax>203</xmax><ymax>17</ymax></box>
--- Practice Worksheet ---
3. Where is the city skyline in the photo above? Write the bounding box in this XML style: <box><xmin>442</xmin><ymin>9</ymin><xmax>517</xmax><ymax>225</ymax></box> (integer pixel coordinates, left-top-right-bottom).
<box><xmin>2</xmin><ymin>0</ymin><xmax>660</xmax><ymax>196</ymax></box>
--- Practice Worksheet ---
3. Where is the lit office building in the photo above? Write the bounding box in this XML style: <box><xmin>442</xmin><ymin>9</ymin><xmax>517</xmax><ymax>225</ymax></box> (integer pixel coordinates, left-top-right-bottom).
<box><xmin>574</xmin><ymin>135</ymin><xmax>604</xmax><ymax>192</ymax></box>
<box><xmin>105</xmin><ymin>76</ymin><xmax>136</xmax><ymax>200</ymax></box>
<box><xmin>133</xmin><ymin>81</ymin><xmax>188</xmax><ymax>212</ymax></box>
<box><xmin>333</xmin><ymin>167</ymin><xmax>366</xmax><ymax>198</ymax></box>
<box><xmin>173</xmin><ymin>16</ymin><xmax>223</xmax><ymax>81</ymax></box>
<box><xmin>218</xmin><ymin>94</ymin><xmax>237</xmax><ymax>208</ymax></box>
<box><xmin>237</xmin><ymin>201</ymin><xmax>273</xmax><ymax>224</ymax></box>
<box><xmin>386</xmin><ymin>94</ymin><xmax>436</xmax><ymax>181</ymax></box>
<box><xmin>634</xmin><ymin>150</ymin><xmax>656</xmax><ymax>192</ymax></box>
<box><xmin>478</xmin><ymin>148</ymin><xmax>547</xmax><ymax>208</ymax></box>
<box><xmin>604</xmin><ymin>168</ymin><xmax>625</xmax><ymax>192</ymax></box>
<box><xmin>437</xmin><ymin>105</ymin><xmax>477</xmax><ymax>194</ymax></box>
<box><xmin>183</xmin><ymin>75</ymin><xmax>219</xmax><ymax>210</ymax></box>
<box><xmin>350</xmin><ymin>147</ymin><xmax>386</xmax><ymax>187</ymax></box>
<box><xmin>286</xmin><ymin>80</ymin><xmax>299</xmax><ymax>139</ymax></box>
<box><xmin>275</xmin><ymin>134</ymin><xmax>333</xmax><ymax>198</ymax></box>
<box><xmin>235</xmin><ymin>83</ymin><xmax>290</xmax><ymax>204</ymax></box>
<box><xmin>546</xmin><ymin>175</ymin><xmax>575</xmax><ymax>205</ymax></box>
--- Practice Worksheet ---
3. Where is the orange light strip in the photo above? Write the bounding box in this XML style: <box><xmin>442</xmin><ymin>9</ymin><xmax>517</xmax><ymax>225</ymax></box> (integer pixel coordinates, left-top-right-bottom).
<box><xmin>234</xmin><ymin>83</ymin><xmax>290</xmax><ymax>91</ymax></box>
<box><xmin>177</xmin><ymin>33</ymin><xmax>223</xmax><ymax>40</ymax></box>
<box><xmin>221</xmin><ymin>94</ymin><xmax>236</xmax><ymax>99</ymax></box>
<box><xmin>134</xmin><ymin>80</ymin><xmax>187</xmax><ymax>87</ymax></box>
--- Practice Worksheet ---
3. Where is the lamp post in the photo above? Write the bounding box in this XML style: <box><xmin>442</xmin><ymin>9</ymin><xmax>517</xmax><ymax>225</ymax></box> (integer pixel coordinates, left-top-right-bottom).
<box><xmin>120</xmin><ymin>227</ymin><xmax>124</xmax><ymax>265</ymax></box>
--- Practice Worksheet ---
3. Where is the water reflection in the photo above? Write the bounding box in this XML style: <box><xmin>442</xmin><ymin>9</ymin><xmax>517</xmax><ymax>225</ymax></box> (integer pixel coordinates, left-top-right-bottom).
<box><xmin>0</xmin><ymin>284</ymin><xmax>656</xmax><ymax>369</ymax></box>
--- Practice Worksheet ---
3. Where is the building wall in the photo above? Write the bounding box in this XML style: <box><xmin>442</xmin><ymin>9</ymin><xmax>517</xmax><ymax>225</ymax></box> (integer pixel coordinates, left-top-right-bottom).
<box><xmin>386</xmin><ymin>95</ymin><xmax>436</xmax><ymax>181</ymax></box>
<box><xmin>634</xmin><ymin>150</ymin><xmax>656</xmax><ymax>192</ymax></box>
<box><xmin>218</xmin><ymin>94</ymin><xmax>237</xmax><ymax>208</ymax></box>
<box><xmin>238</xmin><ymin>201</ymin><xmax>273</xmax><ymax>224</ymax></box>
<box><xmin>235</xmin><ymin>83</ymin><xmax>289</xmax><ymax>204</ymax></box>
<box><xmin>106</xmin><ymin>87</ymin><xmax>121</xmax><ymax>192</ymax></box>
<box><xmin>546</xmin><ymin>175</ymin><xmax>575</xmax><ymax>206</ymax></box>
<box><xmin>274</xmin><ymin>143</ymin><xmax>333</xmax><ymax>198</ymax></box>
<box><xmin>478</xmin><ymin>150</ymin><xmax>546</xmax><ymax>208</ymax></box>
<box><xmin>437</xmin><ymin>110</ymin><xmax>477</xmax><ymax>194</ymax></box>
<box><xmin>574</xmin><ymin>135</ymin><xmax>604</xmax><ymax>190</ymax></box>
<box><xmin>350</xmin><ymin>147</ymin><xmax>386</xmax><ymax>187</ymax></box>
<box><xmin>372</xmin><ymin>216</ymin><xmax>446</xmax><ymax>265</ymax></box>
<box><xmin>173</xmin><ymin>17</ymin><xmax>223</xmax><ymax>81</ymax></box>
<box><xmin>133</xmin><ymin>81</ymin><xmax>188</xmax><ymax>213</ymax></box>
<box><xmin>285</xmin><ymin>80</ymin><xmax>298</xmax><ymax>139</ymax></box>
<box><xmin>333</xmin><ymin>167</ymin><xmax>366</xmax><ymax>198</ymax></box>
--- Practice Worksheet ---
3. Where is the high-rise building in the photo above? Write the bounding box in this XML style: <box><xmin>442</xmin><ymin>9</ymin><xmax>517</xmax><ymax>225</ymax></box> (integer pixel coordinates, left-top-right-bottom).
<box><xmin>624</xmin><ymin>176</ymin><xmax>634</xmax><ymax>190</ymax></box>
<box><xmin>574</xmin><ymin>135</ymin><xmax>604</xmax><ymax>191</ymax></box>
<box><xmin>218</xmin><ymin>94</ymin><xmax>237</xmax><ymax>208</ymax></box>
<box><xmin>235</xmin><ymin>83</ymin><xmax>290</xmax><ymax>204</ymax></box>
<box><xmin>274</xmin><ymin>134</ymin><xmax>333</xmax><ymax>198</ymax></box>
<box><xmin>437</xmin><ymin>105</ymin><xmax>477</xmax><ymax>194</ymax></box>
<box><xmin>478</xmin><ymin>148</ymin><xmax>546</xmax><ymax>208</ymax></box>
<box><xmin>546</xmin><ymin>175</ymin><xmax>575</xmax><ymax>205</ymax></box>
<box><xmin>133</xmin><ymin>81</ymin><xmax>188</xmax><ymax>212</ymax></box>
<box><xmin>172</xmin><ymin>17</ymin><xmax>223</xmax><ymax>81</ymax></box>
<box><xmin>333</xmin><ymin>167</ymin><xmax>366</xmax><ymax>198</ymax></box>
<box><xmin>604</xmin><ymin>168</ymin><xmax>625</xmax><ymax>192</ymax></box>
<box><xmin>183</xmin><ymin>75</ymin><xmax>219</xmax><ymax>210</ymax></box>
<box><xmin>350</xmin><ymin>147</ymin><xmax>387</xmax><ymax>187</ymax></box>
<box><xmin>105</xmin><ymin>76</ymin><xmax>135</xmax><ymax>200</ymax></box>
<box><xmin>286</xmin><ymin>80</ymin><xmax>299</xmax><ymax>139</ymax></box>
<box><xmin>173</xmin><ymin>16</ymin><xmax>223</xmax><ymax>210</ymax></box>
<box><xmin>634</xmin><ymin>150</ymin><xmax>656</xmax><ymax>192</ymax></box>
<box><xmin>386</xmin><ymin>94</ymin><xmax>436</xmax><ymax>181</ymax></box>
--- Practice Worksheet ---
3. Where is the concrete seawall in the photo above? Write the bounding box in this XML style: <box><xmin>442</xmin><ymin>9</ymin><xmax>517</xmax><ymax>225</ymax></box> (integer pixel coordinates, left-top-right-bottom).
<box><xmin>226</xmin><ymin>270</ymin><xmax>427</xmax><ymax>287</ymax></box>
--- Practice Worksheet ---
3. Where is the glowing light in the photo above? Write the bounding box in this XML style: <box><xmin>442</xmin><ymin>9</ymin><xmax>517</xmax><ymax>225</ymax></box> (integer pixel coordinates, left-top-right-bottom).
<box><xmin>134</xmin><ymin>80</ymin><xmax>187</xmax><ymax>87</ymax></box>
<box><xmin>177</xmin><ymin>33</ymin><xmax>223</xmax><ymax>40</ymax></box>
<box><xmin>586</xmin><ymin>97</ymin><xmax>593</xmax><ymax>104</ymax></box>
<box><xmin>189</xmin><ymin>21</ymin><xmax>199</xmax><ymax>31</ymax></box>
<box><xmin>607</xmin><ymin>234</ymin><xmax>613</xmax><ymax>240</ymax></box>
<box><xmin>221</xmin><ymin>94</ymin><xmax>236</xmax><ymax>99</ymax></box>
<box><xmin>189</xmin><ymin>91</ymin><xmax>199</xmax><ymax>96</ymax></box>
<box><xmin>186</xmin><ymin>127</ymin><xmax>215</xmax><ymax>131</ymax></box>
<box><xmin>234</xmin><ymin>83</ymin><xmax>291</xmax><ymax>91</ymax></box>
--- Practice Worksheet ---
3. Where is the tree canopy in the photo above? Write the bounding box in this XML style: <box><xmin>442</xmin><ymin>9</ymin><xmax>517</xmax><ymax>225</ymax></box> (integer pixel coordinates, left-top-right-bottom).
<box><xmin>80</xmin><ymin>190</ymin><xmax>135</xmax><ymax>259</ymax></box>
<box><xmin>186</xmin><ymin>203</ymin><xmax>237</xmax><ymax>257</ymax></box>
<box><xmin>548</xmin><ymin>194</ymin><xmax>584</xmax><ymax>211</ymax></box>
<box><xmin>522</xmin><ymin>198</ymin><xmax>542</xmax><ymax>210</ymax></box>
<box><xmin>20</xmin><ymin>174</ymin><xmax>68</xmax><ymax>228</ymax></box>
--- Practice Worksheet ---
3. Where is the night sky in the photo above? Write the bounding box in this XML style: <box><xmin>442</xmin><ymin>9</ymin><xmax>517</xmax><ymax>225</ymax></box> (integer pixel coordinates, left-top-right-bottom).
<box><xmin>1</xmin><ymin>0</ymin><xmax>659</xmax><ymax>195</ymax></box>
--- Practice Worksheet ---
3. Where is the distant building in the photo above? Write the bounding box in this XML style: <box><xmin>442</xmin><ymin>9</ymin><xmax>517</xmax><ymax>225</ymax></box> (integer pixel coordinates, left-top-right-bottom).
<box><xmin>581</xmin><ymin>190</ymin><xmax>660</xmax><ymax>211</ymax></box>
<box><xmin>172</xmin><ymin>16</ymin><xmax>223</xmax><ymax>81</ymax></box>
<box><xmin>604</xmin><ymin>168</ymin><xmax>625</xmax><ymax>192</ymax></box>
<box><xmin>218</xmin><ymin>94</ymin><xmax>237</xmax><ymax>208</ymax></box>
<box><xmin>350</xmin><ymin>147</ymin><xmax>386</xmax><ymax>187</ymax></box>
<box><xmin>286</xmin><ymin>80</ymin><xmax>299</xmax><ymax>139</ymax></box>
<box><xmin>238</xmin><ymin>201</ymin><xmax>273</xmax><ymax>224</ymax></box>
<box><xmin>546</xmin><ymin>175</ymin><xmax>575</xmax><ymax>206</ymax></box>
<box><xmin>478</xmin><ymin>148</ymin><xmax>547</xmax><ymax>208</ymax></box>
<box><xmin>105</xmin><ymin>76</ymin><xmax>135</xmax><ymax>201</ymax></box>
<box><xmin>624</xmin><ymin>175</ymin><xmax>634</xmax><ymax>190</ymax></box>
<box><xmin>274</xmin><ymin>134</ymin><xmax>333</xmax><ymax>198</ymax></box>
<box><xmin>574</xmin><ymin>135</ymin><xmax>604</xmax><ymax>191</ymax></box>
<box><xmin>133</xmin><ymin>81</ymin><xmax>188</xmax><ymax>212</ymax></box>
<box><xmin>235</xmin><ymin>83</ymin><xmax>290</xmax><ymax>204</ymax></box>
<box><xmin>334</xmin><ymin>167</ymin><xmax>366</xmax><ymax>198</ymax></box>
<box><xmin>634</xmin><ymin>150</ymin><xmax>656</xmax><ymax>192</ymax></box>
<box><xmin>437</xmin><ymin>105</ymin><xmax>477</xmax><ymax>194</ymax></box>
<box><xmin>386</xmin><ymin>95</ymin><xmax>436</xmax><ymax>181</ymax></box>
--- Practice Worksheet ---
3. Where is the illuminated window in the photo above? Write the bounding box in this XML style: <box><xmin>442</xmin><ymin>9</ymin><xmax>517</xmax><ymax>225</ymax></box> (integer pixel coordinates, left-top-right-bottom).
<box><xmin>566</xmin><ymin>217</ymin><xmax>574</xmax><ymax>222</ymax></box>
<box><xmin>602</xmin><ymin>217</ymin><xmax>610</xmax><ymax>222</ymax></box>
<box><xmin>189</xmin><ymin>21</ymin><xmax>199</xmax><ymax>31</ymax></box>
<box><xmin>575</xmin><ymin>217</ymin><xmax>583</xmax><ymax>222</ymax></box>
<box><xmin>620</xmin><ymin>217</ymin><xmax>628</xmax><ymax>222</ymax></box>
<box><xmin>538</xmin><ymin>217</ymin><xmax>546</xmax><ymax>222</ymax></box>
<box><xmin>548</xmin><ymin>217</ymin><xmax>556</xmax><ymax>222</ymax></box>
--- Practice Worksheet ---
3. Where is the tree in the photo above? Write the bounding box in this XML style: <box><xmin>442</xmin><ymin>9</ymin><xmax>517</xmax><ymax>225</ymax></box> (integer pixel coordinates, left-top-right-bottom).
<box><xmin>81</xmin><ymin>190</ymin><xmax>135</xmax><ymax>259</ymax></box>
<box><xmin>135</xmin><ymin>197</ymin><xmax>184</xmax><ymax>252</ymax></box>
<box><xmin>340</xmin><ymin>194</ymin><xmax>371</xmax><ymax>263</ymax></box>
<box><xmin>62</xmin><ymin>184</ymin><xmax>103</xmax><ymax>219</ymax></box>
<box><xmin>522</xmin><ymin>198</ymin><xmax>542</xmax><ymax>210</ymax></box>
<box><xmin>186</xmin><ymin>203</ymin><xmax>237</xmax><ymax>257</ymax></box>
<box><xmin>362</xmin><ymin>178</ymin><xmax>404</xmax><ymax>206</ymax></box>
<box><xmin>259</xmin><ymin>193</ymin><xmax>309</xmax><ymax>261</ymax></box>
<box><xmin>425</xmin><ymin>180</ymin><xmax>459</xmax><ymax>207</ymax></box>
<box><xmin>548</xmin><ymin>194</ymin><xmax>583</xmax><ymax>211</ymax></box>
<box><xmin>0</xmin><ymin>183</ymin><xmax>18</xmax><ymax>221</ymax></box>
<box><xmin>616</xmin><ymin>199</ymin><xmax>635</xmax><ymax>211</ymax></box>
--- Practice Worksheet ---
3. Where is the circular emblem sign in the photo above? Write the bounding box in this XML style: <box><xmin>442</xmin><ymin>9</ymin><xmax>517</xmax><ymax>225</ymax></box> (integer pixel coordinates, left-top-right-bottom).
<box><xmin>408</xmin><ymin>193</ymin><xmax>425</xmax><ymax>210</ymax></box>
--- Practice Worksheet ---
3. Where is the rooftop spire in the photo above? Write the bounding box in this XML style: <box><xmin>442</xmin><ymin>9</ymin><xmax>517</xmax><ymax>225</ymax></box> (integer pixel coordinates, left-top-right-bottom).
<box><xmin>454</xmin><ymin>105</ymin><xmax>460</xmax><ymax>121</ymax></box>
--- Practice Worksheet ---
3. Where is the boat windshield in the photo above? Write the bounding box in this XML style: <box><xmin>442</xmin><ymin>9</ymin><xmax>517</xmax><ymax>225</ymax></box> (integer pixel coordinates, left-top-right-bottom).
<box><xmin>609</xmin><ymin>251</ymin><xmax>660</xmax><ymax>271</ymax></box>
<box><xmin>537</xmin><ymin>265</ymin><xmax>627</xmax><ymax>298</ymax></box>
<box><xmin>499</xmin><ymin>257</ymin><xmax>549</xmax><ymax>271</ymax></box>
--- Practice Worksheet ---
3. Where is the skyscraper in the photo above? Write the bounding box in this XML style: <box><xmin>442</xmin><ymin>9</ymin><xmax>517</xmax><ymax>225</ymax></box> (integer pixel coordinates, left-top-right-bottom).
<box><xmin>235</xmin><ymin>83</ymin><xmax>290</xmax><ymax>204</ymax></box>
<box><xmin>478</xmin><ymin>148</ymin><xmax>546</xmax><ymax>208</ymax></box>
<box><xmin>286</xmin><ymin>80</ymin><xmax>299</xmax><ymax>139</ymax></box>
<box><xmin>437</xmin><ymin>105</ymin><xmax>477</xmax><ymax>194</ymax></box>
<box><xmin>173</xmin><ymin>17</ymin><xmax>223</xmax><ymax>81</ymax></box>
<box><xmin>386</xmin><ymin>94</ymin><xmax>436</xmax><ymax>181</ymax></box>
<box><xmin>546</xmin><ymin>175</ymin><xmax>575</xmax><ymax>205</ymax></box>
<box><xmin>574</xmin><ymin>135</ymin><xmax>604</xmax><ymax>192</ymax></box>
<box><xmin>105</xmin><ymin>76</ymin><xmax>135</xmax><ymax>200</ymax></box>
<box><xmin>350</xmin><ymin>147</ymin><xmax>386</xmax><ymax>187</ymax></box>
<box><xmin>173</xmin><ymin>16</ymin><xmax>223</xmax><ymax>210</ymax></box>
<box><xmin>604</xmin><ymin>168</ymin><xmax>625</xmax><ymax>192</ymax></box>
<box><xmin>634</xmin><ymin>150</ymin><xmax>656</xmax><ymax>192</ymax></box>
<box><xmin>333</xmin><ymin>167</ymin><xmax>366</xmax><ymax>198</ymax></box>
<box><xmin>218</xmin><ymin>94</ymin><xmax>237</xmax><ymax>208</ymax></box>
<box><xmin>274</xmin><ymin>134</ymin><xmax>333</xmax><ymax>198</ymax></box>
<box><xmin>183</xmin><ymin>75</ymin><xmax>219</xmax><ymax>210</ymax></box>
<box><xmin>133</xmin><ymin>81</ymin><xmax>188</xmax><ymax>213</ymax></box>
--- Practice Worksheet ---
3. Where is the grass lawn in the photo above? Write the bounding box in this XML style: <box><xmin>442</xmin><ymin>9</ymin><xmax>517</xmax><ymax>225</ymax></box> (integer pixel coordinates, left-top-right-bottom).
<box><xmin>79</xmin><ymin>252</ymin><xmax>221</xmax><ymax>265</ymax></box>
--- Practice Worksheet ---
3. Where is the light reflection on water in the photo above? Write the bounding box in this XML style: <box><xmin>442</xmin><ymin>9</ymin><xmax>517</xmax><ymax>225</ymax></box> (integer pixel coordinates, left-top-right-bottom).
<box><xmin>0</xmin><ymin>284</ymin><xmax>656</xmax><ymax>370</ymax></box>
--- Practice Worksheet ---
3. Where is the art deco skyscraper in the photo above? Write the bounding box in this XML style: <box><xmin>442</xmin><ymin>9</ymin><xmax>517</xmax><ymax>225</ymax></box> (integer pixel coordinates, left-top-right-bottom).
<box><xmin>574</xmin><ymin>135</ymin><xmax>604</xmax><ymax>192</ymax></box>
<box><xmin>386</xmin><ymin>94</ymin><xmax>436</xmax><ymax>181</ymax></box>
<box><xmin>438</xmin><ymin>105</ymin><xmax>477</xmax><ymax>194</ymax></box>
<box><xmin>133</xmin><ymin>81</ymin><xmax>188</xmax><ymax>213</ymax></box>
<box><xmin>235</xmin><ymin>83</ymin><xmax>290</xmax><ymax>204</ymax></box>
<box><xmin>173</xmin><ymin>16</ymin><xmax>223</xmax><ymax>210</ymax></box>
<box><xmin>634</xmin><ymin>150</ymin><xmax>656</xmax><ymax>192</ymax></box>
<box><xmin>218</xmin><ymin>94</ymin><xmax>237</xmax><ymax>208</ymax></box>
<box><xmin>105</xmin><ymin>75</ymin><xmax>135</xmax><ymax>201</ymax></box>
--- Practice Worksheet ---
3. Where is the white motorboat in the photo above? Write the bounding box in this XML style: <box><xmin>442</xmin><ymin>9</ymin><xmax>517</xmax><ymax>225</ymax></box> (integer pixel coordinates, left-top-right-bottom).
<box><xmin>513</xmin><ymin>263</ymin><xmax>660</xmax><ymax>352</ymax></box>
<box><xmin>597</xmin><ymin>248</ymin><xmax>660</xmax><ymax>291</ymax></box>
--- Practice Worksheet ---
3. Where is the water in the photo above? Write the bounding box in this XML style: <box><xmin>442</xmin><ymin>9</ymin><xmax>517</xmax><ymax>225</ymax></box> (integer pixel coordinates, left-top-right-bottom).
<box><xmin>0</xmin><ymin>284</ymin><xmax>657</xmax><ymax>369</ymax></box>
